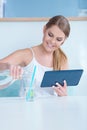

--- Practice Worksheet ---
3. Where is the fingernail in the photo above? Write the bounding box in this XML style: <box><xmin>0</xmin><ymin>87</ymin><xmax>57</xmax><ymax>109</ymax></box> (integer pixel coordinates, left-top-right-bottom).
<box><xmin>52</xmin><ymin>85</ymin><xmax>55</xmax><ymax>88</ymax></box>
<box><xmin>56</xmin><ymin>82</ymin><xmax>59</xmax><ymax>85</ymax></box>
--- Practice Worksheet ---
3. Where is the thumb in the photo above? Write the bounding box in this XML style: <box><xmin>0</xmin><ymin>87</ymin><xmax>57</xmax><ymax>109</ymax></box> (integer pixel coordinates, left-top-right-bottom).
<box><xmin>63</xmin><ymin>80</ymin><xmax>67</xmax><ymax>88</ymax></box>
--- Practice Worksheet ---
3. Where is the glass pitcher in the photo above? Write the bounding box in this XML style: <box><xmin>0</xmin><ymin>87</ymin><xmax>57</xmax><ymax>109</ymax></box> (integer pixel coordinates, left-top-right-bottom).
<box><xmin>0</xmin><ymin>63</ymin><xmax>15</xmax><ymax>89</ymax></box>
<box><xmin>0</xmin><ymin>63</ymin><xmax>36</xmax><ymax>101</ymax></box>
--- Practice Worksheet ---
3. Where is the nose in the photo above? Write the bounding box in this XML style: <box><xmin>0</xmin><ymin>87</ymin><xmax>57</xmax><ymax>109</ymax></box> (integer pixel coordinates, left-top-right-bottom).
<box><xmin>51</xmin><ymin>38</ymin><xmax>56</xmax><ymax>44</ymax></box>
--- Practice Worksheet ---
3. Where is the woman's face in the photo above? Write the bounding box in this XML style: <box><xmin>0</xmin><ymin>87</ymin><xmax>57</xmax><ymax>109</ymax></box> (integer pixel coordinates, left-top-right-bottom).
<box><xmin>42</xmin><ymin>25</ymin><xmax>66</xmax><ymax>52</ymax></box>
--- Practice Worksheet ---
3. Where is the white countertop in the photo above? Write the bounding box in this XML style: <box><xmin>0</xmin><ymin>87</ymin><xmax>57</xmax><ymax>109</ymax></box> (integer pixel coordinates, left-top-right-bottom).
<box><xmin>0</xmin><ymin>96</ymin><xmax>87</xmax><ymax>130</ymax></box>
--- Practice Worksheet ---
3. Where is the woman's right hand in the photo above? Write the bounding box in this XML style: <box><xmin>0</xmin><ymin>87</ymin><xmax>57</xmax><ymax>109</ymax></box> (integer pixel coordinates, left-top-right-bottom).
<box><xmin>10</xmin><ymin>65</ymin><xmax>23</xmax><ymax>79</ymax></box>
<box><xmin>53</xmin><ymin>80</ymin><xmax>67</xmax><ymax>96</ymax></box>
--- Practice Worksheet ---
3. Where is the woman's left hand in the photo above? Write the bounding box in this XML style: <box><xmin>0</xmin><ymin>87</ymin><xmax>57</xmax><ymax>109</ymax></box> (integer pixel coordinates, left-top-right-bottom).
<box><xmin>53</xmin><ymin>80</ymin><xmax>67</xmax><ymax>96</ymax></box>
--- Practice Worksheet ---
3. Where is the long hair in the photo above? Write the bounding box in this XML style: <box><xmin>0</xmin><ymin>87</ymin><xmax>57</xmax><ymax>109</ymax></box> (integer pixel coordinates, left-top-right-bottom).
<box><xmin>46</xmin><ymin>15</ymin><xmax>70</xmax><ymax>70</ymax></box>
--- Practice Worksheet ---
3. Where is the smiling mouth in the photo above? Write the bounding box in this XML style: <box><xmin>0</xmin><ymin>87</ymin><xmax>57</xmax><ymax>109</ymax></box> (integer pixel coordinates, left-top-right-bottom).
<box><xmin>47</xmin><ymin>43</ymin><xmax>55</xmax><ymax>49</ymax></box>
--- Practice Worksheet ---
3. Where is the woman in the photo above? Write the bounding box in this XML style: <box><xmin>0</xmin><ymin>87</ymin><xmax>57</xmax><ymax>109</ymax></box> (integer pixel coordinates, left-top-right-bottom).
<box><xmin>0</xmin><ymin>15</ymin><xmax>70</xmax><ymax>97</ymax></box>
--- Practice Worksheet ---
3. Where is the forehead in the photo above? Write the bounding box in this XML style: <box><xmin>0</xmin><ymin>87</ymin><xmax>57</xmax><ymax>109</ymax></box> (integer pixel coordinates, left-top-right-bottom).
<box><xmin>46</xmin><ymin>25</ymin><xmax>65</xmax><ymax>37</ymax></box>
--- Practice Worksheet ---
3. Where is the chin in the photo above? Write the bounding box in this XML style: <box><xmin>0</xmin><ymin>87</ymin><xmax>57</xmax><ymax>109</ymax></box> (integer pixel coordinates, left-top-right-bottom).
<box><xmin>46</xmin><ymin>47</ymin><xmax>54</xmax><ymax>53</ymax></box>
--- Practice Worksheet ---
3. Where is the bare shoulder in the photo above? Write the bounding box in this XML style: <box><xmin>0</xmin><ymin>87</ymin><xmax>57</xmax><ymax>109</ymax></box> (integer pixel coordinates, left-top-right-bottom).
<box><xmin>10</xmin><ymin>48</ymin><xmax>32</xmax><ymax>58</ymax></box>
<box><xmin>19</xmin><ymin>48</ymin><xmax>32</xmax><ymax>56</ymax></box>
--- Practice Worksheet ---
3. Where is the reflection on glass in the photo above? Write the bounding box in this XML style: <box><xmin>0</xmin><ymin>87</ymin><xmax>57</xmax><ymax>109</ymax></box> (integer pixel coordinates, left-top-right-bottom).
<box><xmin>0</xmin><ymin>63</ymin><xmax>15</xmax><ymax>89</ymax></box>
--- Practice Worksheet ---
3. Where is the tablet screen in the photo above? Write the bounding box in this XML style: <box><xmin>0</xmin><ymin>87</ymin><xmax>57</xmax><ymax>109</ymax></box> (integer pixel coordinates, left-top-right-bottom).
<box><xmin>40</xmin><ymin>69</ymin><xmax>83</xmax><ymax>87</ymax></box>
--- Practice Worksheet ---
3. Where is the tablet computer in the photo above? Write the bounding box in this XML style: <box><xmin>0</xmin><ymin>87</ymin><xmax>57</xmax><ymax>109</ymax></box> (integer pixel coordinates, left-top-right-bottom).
<box><xmin>40</xmin><ymin>69</ymin><xmax>83</xmax><ymax>87</ymax></box>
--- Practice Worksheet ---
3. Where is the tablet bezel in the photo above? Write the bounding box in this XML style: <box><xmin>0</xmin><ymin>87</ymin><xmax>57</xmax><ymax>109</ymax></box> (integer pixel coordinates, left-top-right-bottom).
<box><xmin>40</xmin><ymin>69</ymin><xmax>83</xmax><ymax>87</ymax></box>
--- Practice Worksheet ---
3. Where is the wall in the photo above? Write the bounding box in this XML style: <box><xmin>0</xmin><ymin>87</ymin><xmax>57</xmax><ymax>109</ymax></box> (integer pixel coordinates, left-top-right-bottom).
<box><xmin>1</xmin><ymin>0</ymin><xmax>87</xmax><ymax>17</ymax></box>
<box><xmin>5</xmin><ymin>0</ymin><xmax>79</xmax><ymax>17</ymax></box>
<box><xmin>0</xmin><ymin>19</ymin><xmax>87</xmax><ymax>96</ymax></box>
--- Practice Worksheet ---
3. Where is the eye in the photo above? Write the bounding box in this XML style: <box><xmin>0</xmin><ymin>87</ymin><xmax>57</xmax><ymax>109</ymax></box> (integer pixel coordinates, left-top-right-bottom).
<box><xmin>56</xmin><ymin>37</ymin><xmax>63</xmax><ymax>42</ymax></box>
<box><xmin>48</xmin><ymin>32</ymin><xmax>53</xmax><ymax>37</ymax></box>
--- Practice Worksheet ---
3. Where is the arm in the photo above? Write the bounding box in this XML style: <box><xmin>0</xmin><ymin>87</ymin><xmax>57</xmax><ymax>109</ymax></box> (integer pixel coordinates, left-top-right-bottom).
<box><xmin>0</xmin><ymin>48</ymin><xmax>32</xmax><ymax>78</ymax></box>
<box><xmin>0</xmin><ymin>49</ymin><xmax>27</xmax><ymax>66</ymax></box>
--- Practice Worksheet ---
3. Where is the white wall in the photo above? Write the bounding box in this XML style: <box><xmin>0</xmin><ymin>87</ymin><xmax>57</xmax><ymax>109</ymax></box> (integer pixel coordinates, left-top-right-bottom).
<box><xmin>62</xmin><ymin>21</ymin><xmax>87</xmax><ymax>96</ymax></box>
<box><xmin>0</xmin><ymin>21</ymin><xmax>45</xmax><ymax>58</ymax></box>
<box><xmin>0</xmin><ymin>20</ymin><xmax>87</xmax><ymax>96</ymax></box>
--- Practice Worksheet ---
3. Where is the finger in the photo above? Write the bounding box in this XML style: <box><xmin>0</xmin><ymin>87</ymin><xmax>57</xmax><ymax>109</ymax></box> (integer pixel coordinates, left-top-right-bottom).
<box><xmin>14</xmin><ymin>66</ymin><xmax>23</xmax><ymax>79</ymax></box>
<box><xmin>55</xmin><ymin>82</ymin><xmax>64</xmax><ymax>91</ymax></box>
<box><xmin>16</xmin><ymin>66</ymin><xmax>21</xmax><ymax>79</ymax></box>
<box><xmin>56</xmin><ymin>80</ymin><xmax>67</xmax><ymax>91</ymax></box>
<box><xmin>10</xmin><ymin>65</ymin><xmax>15</xmax><ymax>78</ymax></box>
<box><xmin>10</xmin><ymin>65</ymin><xmax>23</xmax><ymax>79</ymax></box>
<box><xmin>18</xmin><ymin>66</ymin><xmax>23</xmax><ymax>79</ymax></box>
<box><xmin>10</xmin><ymin>65</ymin><xmax>18</xmax><ymax>79</ymax></box>
<box><xmin>63</xmin><ymin>80</ymin><xmax>67</xmax><ymax>88</ymax></box>
<box><xmin>55</xmin><ymin>82</ymin><xmax>61</xmax><ymax>87</ymax></box>
<box><xmin>54</xmin><ymin>86</ymin><xmax>64</xmax><ymax>96</ymax></box>
<box><xmin>54</xmin><ymin>82</ymin><xmax>67</xmax><ymax>96</ymax></box>
<box><xmin>54</xmin><ymin>87</ymin><xmax>64</xmax><ymax>96</ymax></box>
<box><xmin>13</xmin><ymin>66</ymin><xmax>18</xmax><ymax>79</ymax></box>
<box><xmin>62</xmin><ymin>80</ymin><xmax>67</xmax><ymax>94</ymax></box>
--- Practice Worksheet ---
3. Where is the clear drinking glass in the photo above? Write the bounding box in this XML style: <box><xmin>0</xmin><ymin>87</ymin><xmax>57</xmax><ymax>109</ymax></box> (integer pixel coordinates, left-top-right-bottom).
<box><xmin>20</xmin><ymin>66</ymin><xmax>36</xmax><ymax>101</ymax></box>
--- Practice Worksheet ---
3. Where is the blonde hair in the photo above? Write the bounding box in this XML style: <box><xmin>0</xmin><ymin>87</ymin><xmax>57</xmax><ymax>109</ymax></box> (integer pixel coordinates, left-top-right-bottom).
<box><xmin>53</xmin><ymin>48</ymin><xmax>67</xmax><ymax>70</ymax></box>
<box><xmin>46</xmin><ymin>15</ymin><xmax>70</xmax><ymax>70</ymax></box>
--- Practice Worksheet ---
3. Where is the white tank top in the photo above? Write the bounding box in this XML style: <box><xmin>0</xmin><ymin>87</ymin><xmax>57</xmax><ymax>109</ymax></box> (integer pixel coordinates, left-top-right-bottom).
<box><xmin>22</xmin><ymin>48</ymin><xmax>55</xmax><ymax>98</ymax></box>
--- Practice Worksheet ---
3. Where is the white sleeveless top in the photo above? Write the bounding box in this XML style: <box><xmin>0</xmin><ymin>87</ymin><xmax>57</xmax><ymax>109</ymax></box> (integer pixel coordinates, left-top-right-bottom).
<box><xmin>22</xmin><ymin>48</ymin><xmax>55</xmax><ymax>98</ymax></box>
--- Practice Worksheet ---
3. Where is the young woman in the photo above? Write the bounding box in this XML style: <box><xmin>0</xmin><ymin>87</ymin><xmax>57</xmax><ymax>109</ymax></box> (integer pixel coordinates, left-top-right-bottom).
<box><xmin>0</xmin><ymin>15</ymin><xmax>70</xmax><ymax>97</ymax></box>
